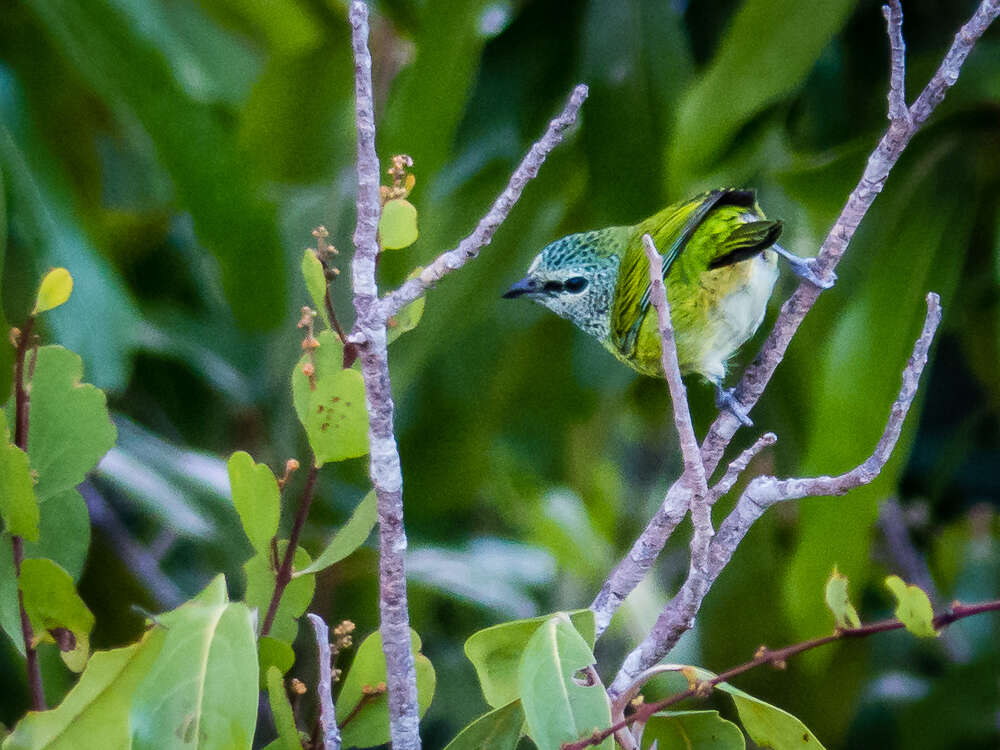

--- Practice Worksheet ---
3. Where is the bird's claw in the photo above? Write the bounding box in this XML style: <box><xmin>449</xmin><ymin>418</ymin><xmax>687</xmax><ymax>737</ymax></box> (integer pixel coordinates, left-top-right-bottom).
<box><xmin>715</xmin><ymin>386</ymin><xmax>753</xmax><ymax>427</ymax></box>
<box><xmin>772</xmin><ymin>245</ymin><xmax>836</xmax><ymax>289</ymax></box>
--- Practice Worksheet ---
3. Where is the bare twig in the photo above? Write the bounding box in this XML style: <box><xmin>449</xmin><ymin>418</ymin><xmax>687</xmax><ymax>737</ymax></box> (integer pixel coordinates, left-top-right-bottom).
<box><xmin>261</xmin><ymin>463</ymin><xmax>319</xmax><ymax>638</ymax></box>
<box><xmin>377</xmin><ymin>84</ymin><xmax>589</xmax><ymax>322</ymax></box>
<box><xmin>608</xmin><ymin>294</ymin><xmax>942</xmax><ymax>695</ymax></box>
<box><xmin>565</xmin><ymin>596</ymin><xmax>1000</xmax><ymax>749</ymax></box>
<box><xmin>308</xmin><ymin>614</ymin><xmax>342</xmax><ymax>750</ymax></box>
<box><xmin>883</xmin><ymin>1</ymin><xmax>910</xmax><ymax>124</ymax></box>
<box><xmin>347</xmin><ymin>3</ymin><xmax>421</xmax><ymax>747</ymax></box>
<box><xmin>12</xmin><ymin>315</ymin><xmax>45</xmax><ymax>712</ymax></box>
<box><xmin>590</xmin><ymin>0</ymin><xmax>1000</xmax><ymax>641</ymax></box>
<box><xmin>708</xmin><ymin>432</ymin><xmax>777</xmax><ymax>506</ymax></box>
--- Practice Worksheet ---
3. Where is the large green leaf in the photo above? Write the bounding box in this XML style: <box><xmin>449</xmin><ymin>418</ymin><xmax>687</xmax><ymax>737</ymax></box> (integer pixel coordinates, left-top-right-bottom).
<box><xmin>336</xmin><ymin>629</ymin><xmax>436</xmax><ymax>749</ymax></box>
<box><xmin>24</xmin><ymin>0</ymin><xmax>286</xmax><ymax>329</ymax></box>
<box><xmin>668</xmin><ymin>0</ymin><xmax>857</xmax><ymax>187</ymax></box>
<box><xmin>265</xmin><ymin>666</ymin><xmax>301</xmax><ymax>750</ymax></box>
<box><xmin>291</xmin><ymin>330</ymin><xmax>368</xmax><ymax>465</ymax></box>
<box><xmin>226</xmin><ymin>451</ymin><xmax>280</xmax><ymax>554</ymax></box>
<box><xmin>294</xmin><ymin>490</ymin><xmax>376</xmax><ymax>576</ymax></box>
<box><xmin>25</xmin><ymin>346</ymin><xmax>116</xmax><ymax>503</ymax></box>
<box><xmin>641</xmin><ymin>710</ymin><xmax>745</xmax><ymax>750</ymax></box>
<box><xmin>442</xmin><ymin>700</ymin><xmax>524</xmax><ymax>750</ymax></box>
<box><xmin>716</xmin><ymin>683</ymin><xmax>825</xmax><ymax>750</ymax></box>
<box><xmin>517</xmin><ymin>613</ymin><xmax>612</xmax><ymax>750</ymax></box>
<box><xmin>464</xmin><ymin>609</ymin><xmax>595</xmax><ymax>708</ymax></box>
<box><xmin>129</xmin><ymin>576</ymin><xmax>258</xmax><ymax>750</ymax></box>
<box><xmin>2</xmin><ymin>628</ymin><xmax>167</xmax><ymax>750</ymax></box>
<box><xmin>19</xmin><ymin>557</ymin><xmax>93</xmax><ymax>671</ymax></box>
<box><xmin>0</xmin><ymin>437</ymin><xmax>39</xmax><ymax>541</ymax></box>
<box><xmin>242</xmin><ymin>544</ymin><xmax>315</xmax><ymax>644</ymax></box>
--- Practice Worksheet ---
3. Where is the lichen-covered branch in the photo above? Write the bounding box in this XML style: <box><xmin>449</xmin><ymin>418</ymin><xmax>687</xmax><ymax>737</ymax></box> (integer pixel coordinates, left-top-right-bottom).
<box><xmin>708</xmin><ymin>432</ymin><xmax>777</xmax><ymax>506</ymax></box>
<box><xmin>590</xmin><ymin>0</ymin><xmax>999</xmax><ymax>639</ymax></box>
<box><xmin>608</xmin><ymin>294</ymin><xmax>942</xmax><ymax>695</ymax></box>
<box><xmin>378</xmin><ymin>85</ymin><xmax>589</xmax><ymax>321</ymax></box>
<box><xmin>307</xmin><ymin>614</ymin><xmax>342</xmax><ymax>750</ymax></box>
<box><xmin>348</xmin><ymin>3</ymin><xmax>420</xmax><ymax>747</ymax></box>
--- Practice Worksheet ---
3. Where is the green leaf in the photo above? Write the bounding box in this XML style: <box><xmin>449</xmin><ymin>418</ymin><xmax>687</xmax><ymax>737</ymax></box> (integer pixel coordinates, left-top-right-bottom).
<box><xmin>336</xmin><ymin>629</ymin><xmax>435</xmax><ymax>749</ymax></box>
<box><xmin>19</xmin><ymin>558</ymin><xmax>94</xmax><ymax>651</ymax></box>
<box><xmin>243</xmin><ymin>544</ymin><xmax>315</xmax><ymax>644</ymax></box>
<box><xmin>24</xmin><ymin>489</ymin><xmax>90</xmax><ymax>580</ymax></box>
<box><xmin>0</xmin><ymin>439</ymin><xmax>39</xmax><ymax>541</ymax></box>
<box><xmin>291</xmin><ymin>331</ymin><xmax>368</xmax><ymax>465</ymax></box>
<box><xmin>824</xmin><ymin>567</ymin><xmax>861</xmax><ymax>630</ymax></box>
<box><xmin>715</xmin><ymin>683</ymin><xmax>826</xmax><ymax>750</ymax></box>
<box><xmin>379</xmin><ymin>198</ymin><xmax>419</xmax><ymax>250</ymax></box>
<box><xmin>386</xmin><ymin>269</ymin><xmax>426</xmax><ymax>346</ymax></box>
<box><xmin>442</xmin><ymin>700</ymin><xmax>524</xmax><ymax>750</ymax></box>
<box><xmin>129</xmin><ymin>577</ymin><xmax>258</xmax><ymax>750</ymax></box>
<box><xmin>885</xmin><ymin>575</ymin><xmax>938</xmax><ymax>638</ymax></box>
<box><xmin>294</xmin><ymin>490</ymin><xmax>377</xmax><ymax>576</ymax></box>
<box><xmin>668</xmin><ymin>0</ymin><xmax>856</xmax><ymax>187</ymax></box>
<box><xmin>265</xmin><ymin>666</ymin><xmax>302</xmax><ymax>750</ymax></box>
<box><xmin>25</xmin><ymin>346</ymin><xmax>116</xmax><ymax>503</ymax></box>
<box><xmin>642</xmin><ymin>710</ymin><xmax>746</xmax><ymax>750</ymax></box>
<box><xmin>302</xmin><ymin>249</ymin><xmax>332</xmax><ymax>330</ymax></box>
<box><xmin>464</xmin><ymin>609</ymin><xmax>595</xmax><ymax>708</ymax></box>
<box><xmin>2</xmin><ymin>628</ymin><xmax>167</xmax><ymax>749</ymax></box>
<box><xmin>226</xmin><ymin>451</ymin><xmax>280</xmax><ymax>554</ymax></box>
<box><xmin>258</xmin><ymin>636</ymin><xmax>295</xmax><ymax>687</ymax></box>
<box><xmin>517</xmin><ymin>613</ymin><xmax>612</xmax><ymax>750</ymax></box>
<box><xmin>32</xmin><ymin>267</ymin><xmax>73</xmax><ymax>314</ymax></box>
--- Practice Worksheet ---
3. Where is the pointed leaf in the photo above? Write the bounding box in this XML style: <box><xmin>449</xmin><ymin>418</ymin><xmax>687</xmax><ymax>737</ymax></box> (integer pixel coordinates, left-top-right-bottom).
<box><xmin>379</xmin><ymin>198</ymin><xmax>419</xmax><ymax>250</ymax></box>
<box><xmin>301</xmin><ymin>249</ymin><xmax>331</xmax><ymax>330</ymax></box>
<box><xmin>32</xmin><ymin>268</ymin><xmax>73</xmax><ymax>314</ymax></box>
<box><xmin>715</xmin><ymin>683</ymin><xmax>826</xmax><ymax>749</ymax></box>
<box><xmin>442</xmin><ymin>700</ymin><xmax>524</xmax><ymax>750</ymax></box>
<box><xmin>464</xmin><ymin>609</ymin><xmax>595</xmax><ymax>708</ymax></box>
<box><xmin>2</xmin><ymin>628</ymin><xmax>167</xmax><ymax>749</ymax></box>
<box><xmin>129</xmin><ymin>578</ymin><xmax>258</xmax><ymax>749</ymax></box>
<box><xmin>294</xmin><ymin>490</ymin><xmax>376</xmax><ymax>576</ymax></box>
<box><xmin>19</xmin><ymin>558</ymin><xmax>94</xmax><ymax>654</ymax></box>
<box><xmin>0</xmin><ymin>439</ymin><xmax>39</xmax><ymax>541</ymax></box>
<box><xmin>265</xmin><ymin>666</ymin><xmax>302</xmax><ymax>750</ymax></box>
<box><xmin>885</xmin><ymin>575</ymin><xmax>937</xmax><ymax>638</ymax></box>
<box><xmin>517</xmin><ymin>613</ymin><xmax>612</xmax><ymax>750</ymax></box>
<box><xmin>226</xmin><ymin>451</ymin><xmax>280</xmax><ymax>553</ymax></box>
<box><xmin>336</xmin><ymin>629</ymin><xmax>435</xmax><ymax>748</ymax></box>
<box><xmin>292</xmin><ymin>331</ymin><xmax>368</xmax><ymax>465</ymax></box>
<box><xmin>258</xmin><ymin>636</ymin><xmax>295</xmax><ymax>686</ymax></box>
<box><xmin>25</xmin><ymin>346</ymin><xmax>116</xmax><ymax>503</ymax></box>
<box><xmin>243</xmin><ymin>544</ymin><xmax>315</xmax><ymax>644</ymax></box>
<box><xmin>642</xmin><ymin>710</ymin><xmax>745</xmax><ymax>750</ymax></box>
<box><xmin>824</xmin><ymin>567</ymin><xmax>861</xmax><ymax>630</ymax></box>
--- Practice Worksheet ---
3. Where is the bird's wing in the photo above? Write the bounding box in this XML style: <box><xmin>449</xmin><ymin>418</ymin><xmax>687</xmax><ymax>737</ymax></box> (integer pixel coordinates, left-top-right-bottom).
<box><xmin>611</xmin><ymin>190</ymin><xmax>740</xmax><ymax>355</ymax></box>
<box><xmin>707</xmin><ymin>220</ymin><xmax>783</xmax><ymax>269</ymax></box>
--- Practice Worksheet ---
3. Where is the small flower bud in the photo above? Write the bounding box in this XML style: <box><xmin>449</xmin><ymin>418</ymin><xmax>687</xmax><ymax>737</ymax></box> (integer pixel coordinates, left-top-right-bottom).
<box><xmin>302</xmin><ymin>362</ymin><xmax>315</xmax><ymax>378</ymax></box>
<box><xmin>290</xmin><ymin>678</ymin><xmax>307</xmax><ymax>695</ymax></box>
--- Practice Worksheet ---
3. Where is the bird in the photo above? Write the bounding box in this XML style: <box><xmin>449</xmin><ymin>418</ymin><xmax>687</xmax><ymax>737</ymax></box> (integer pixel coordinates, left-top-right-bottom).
<box><xmin>502</xmin><ymin>189</ymin><xmax>831</xmax><ymax>425</ymax></box>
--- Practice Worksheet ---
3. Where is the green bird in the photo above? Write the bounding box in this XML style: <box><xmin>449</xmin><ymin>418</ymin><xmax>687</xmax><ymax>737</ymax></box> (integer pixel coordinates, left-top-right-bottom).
<box><xmin>503</xmin><ymin>189</ymin><xmax>830</xmax><ymax>425</ymax></box>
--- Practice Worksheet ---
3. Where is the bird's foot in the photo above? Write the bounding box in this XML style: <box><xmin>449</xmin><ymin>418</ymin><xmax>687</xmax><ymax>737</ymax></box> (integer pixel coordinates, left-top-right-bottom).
<box><xmin>714</xmin><ymin>385</ymin><xmax>753</xmax><ymax>427</ymax></box>
<box><xmin>773</xmin><ymin>245</ymin><xmax>836</xmax><ymax>289</ymax></box>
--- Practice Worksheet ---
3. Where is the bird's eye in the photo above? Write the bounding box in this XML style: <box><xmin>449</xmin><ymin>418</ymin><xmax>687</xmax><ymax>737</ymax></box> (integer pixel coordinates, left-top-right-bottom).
<box><xmin>564</xmin><ymin>276</ymin><xmax>588</xmax><ymax>293</ymax></box>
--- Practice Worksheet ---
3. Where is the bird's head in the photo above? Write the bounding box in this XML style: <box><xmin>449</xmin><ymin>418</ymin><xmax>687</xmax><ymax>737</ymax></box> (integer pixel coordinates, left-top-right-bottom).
<box><xmin>503</xmin><ymin>230</ymin><xmax>622</xmax><ymax>341</ymax></box>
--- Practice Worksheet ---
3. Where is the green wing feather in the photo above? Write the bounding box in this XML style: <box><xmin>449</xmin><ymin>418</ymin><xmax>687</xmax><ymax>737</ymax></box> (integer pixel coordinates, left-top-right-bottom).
<box><xmin>610</xmin><ymin>189</ymin><xmax>780</xmax><ymax>356</ymax></box>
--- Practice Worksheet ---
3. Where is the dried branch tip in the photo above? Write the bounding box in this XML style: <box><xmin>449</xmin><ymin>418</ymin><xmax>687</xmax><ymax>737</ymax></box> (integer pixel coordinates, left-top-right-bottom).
<box><xmin>381</xmin><ymin>154</ymin><xmax>416</xmax><ymax>203</ymax></box>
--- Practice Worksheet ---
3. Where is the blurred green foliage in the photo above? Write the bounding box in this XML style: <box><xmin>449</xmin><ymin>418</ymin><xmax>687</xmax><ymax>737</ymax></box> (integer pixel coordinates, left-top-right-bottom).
<box><xmin>0</xmin><ymin>0</ymin><xmax>998</xmax><ymax>747</ymax></box>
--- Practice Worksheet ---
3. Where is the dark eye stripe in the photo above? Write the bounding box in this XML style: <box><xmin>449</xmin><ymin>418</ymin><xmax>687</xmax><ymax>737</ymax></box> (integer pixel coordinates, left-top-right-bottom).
<box><xmin>543</xmin><ymin>281</ymin><xmax>564</xmax><ymax>293</ymax></box>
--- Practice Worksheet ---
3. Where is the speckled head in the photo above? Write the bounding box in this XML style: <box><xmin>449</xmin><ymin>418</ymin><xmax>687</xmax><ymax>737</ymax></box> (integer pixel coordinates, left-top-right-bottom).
<box><xmin>503</xmin><ymin>228</ymin><xmax>624</xmax><ymax>341</ymax></box>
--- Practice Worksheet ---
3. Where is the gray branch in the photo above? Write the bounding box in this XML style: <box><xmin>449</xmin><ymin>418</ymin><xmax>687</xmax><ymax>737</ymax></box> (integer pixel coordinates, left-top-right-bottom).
<box><xmin>609</xmin><ymin>293</ymin><xmax>942</xmax><ymax>696</ymax></box>
<box><xmin>883</xmin><ymin>1</ymin><xmax>910</xmax><ymax>124</ymax></box>
<box><xmin>378</xmin><ymin>84</ymin><xmax>589</xmax><ymax>321</ymax></box>
<box><xmin>708</xmin><ymin>432</ymin><xmax>777</xmax><ymax>507</ymax></box>
<box><xmin>308</xmin><ymin>614</ymin><xmax>342</xmax><ymax>750</ymax></box>
<box><xmin>349</xmin><ymin>3</ymin><xmax>420</xmax><ymax>747</ymax></box>
<box><xmin>590</xmin><ymin>0</ymin><xmax>999</xmax><ymax>639</ymax></box>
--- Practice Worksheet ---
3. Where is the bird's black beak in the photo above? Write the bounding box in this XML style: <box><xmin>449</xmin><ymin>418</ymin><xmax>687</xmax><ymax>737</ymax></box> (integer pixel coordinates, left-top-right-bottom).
<box><xmin>502</xmin><ymin>277</ymin><xmax>536</xmax><ymax>299</ymax></box>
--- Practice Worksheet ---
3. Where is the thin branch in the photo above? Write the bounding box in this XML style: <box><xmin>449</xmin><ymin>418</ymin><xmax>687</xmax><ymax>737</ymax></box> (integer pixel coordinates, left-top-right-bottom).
<box><xmin>883</xmin><ymin>1</ymin><xmax>910</xmax><ymax>124</ymax></box>
<box><xmin>347</xmin><ymin>2</ymin><xmax>421</xmax><ymax>748</ymax></box>
<box><xmin>564</xmin><ymin>597</ymin><xmax>1000</xmax><ymax>750</ymax></box>
<box><xmin>590</xmin><ymin>0</ymin><xmax>1000</xmax><ymax>641</ymax></box>
<box><xmin>12</xmin><ymin>315</ymin><xmax>45</xmax><ymax>712</ymax></box>
<box><xmin>307</xmin><ymin>614</ymin><xmax>342</xmax><ymax>750</ymax></box>
<box><xmin>708</xmin><ymin>432</ymin><xmax>777</xmax><ymax>506</ymax></box>
<box><xmin>608</xmin><ymin>293</ymin><xmax>941</xmax><ymax>696</ymax></box>
<box><xmin>377</xmin><ymin>84</ymin><xmax>589</xmax><ymax>322</ymax></box>
<box><xmin>261</xmin><ymin>463</ymin><xmax>319</xmax><ymax>638</ymax></box>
